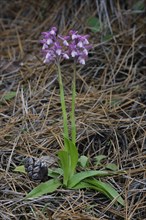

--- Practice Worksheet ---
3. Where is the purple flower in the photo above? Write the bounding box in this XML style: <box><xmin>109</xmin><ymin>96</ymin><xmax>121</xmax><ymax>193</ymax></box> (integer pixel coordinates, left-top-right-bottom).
<box><xmin>58</xmin><ymin>35</ymin><xmax>70</xmax><ymax>46</ymax></box>
<box><xmin>49</xmin><ymin>27</ymin><xmax>57</xmax><ymax>35</ymax></box>
<box><xmin>68</xmin><ymin>31</ymin><xmax>91</xmax><ymax>64</ymax></box>
<box><xmin>69</xmin><ymin>30</ymin><xmax>79</xmax><ymax>40</ymax></box>
<box><xmin>41</xmin><ymin>29</ymin><xmax>68</xmax><ymax>63</ymax></box>
<box><xmin>40</xmin><ymin>27</ymin><xmax>91</xmax><ymax>65</ymax></box>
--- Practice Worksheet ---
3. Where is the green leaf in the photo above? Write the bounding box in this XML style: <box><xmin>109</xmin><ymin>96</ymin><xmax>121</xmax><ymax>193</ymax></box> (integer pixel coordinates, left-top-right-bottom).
<box><xmin>78</xmin><ymin>155</ymin><xmax>89</xmax><ymax>168</ymax></box>
<box><xmin>87</xmin><ymin>17</ymin><xmax>101</xmax><ymax>33</ymax></box>
<box><xmin>58</xmin><ymin>150</ymin><xmax>70</xmax><ymax>186</ymax></box>
<box><xmin>64</xmin><ymin>137</ymin><xmax>78</xmax><ymax>178</ymax></box>
<box><xmin>132</xmin><ymin>0</ymin><xmax>145</xmax><ymax>10</ymax></box>
<box><xmin>14</xmin><ymin>165</ymin><xmax>26</xmax><ymax>174</ymax></box>
<box><xmin>2</xmin><ymin>91</ymin><xmax>16</xmax><ymax>101</ymax></box>
<box><xmin>68</xmin><ymin>170</ymin><xmax>112</xmax><ymax>188</ymax></box>
<box><xmin>105</xmin><ymin>163</ymin><xmax>118</xmax><ymax>171</ymax></box>
<box><xmin>72</xmin><ymin>179</ymin><xmax>124</xmax><ymax>206</ymax></box>
<box><xmin>72</xmin><ymin>181</ymin><xmax>110</xmax><ymax>198</ymax></box>
<box><xmin>25</xmin><ymin>179</ymin><xmax>62</xmax><ymax>199</ymax></box>
<box><xmin>102</xmin><ymin>34</ymin><xmax>113</xmax><ymax>41</ymax></box>
<box><xmin>48</xmin><ymin>168</ymin><xmax>63</xmax><ymax>178</ymax></box>
<box><xmin>94</xmin><ymin>155</ymin><xmax>106</xmax><ymax>166</ymax></box>
<box><xmin>84</xmin><ymin>179</ymin><xmax>124</xmax><ymax>206</ymax></box>
<box><xmin>110</xmin><ymin>98</ymin><xmax>122</xmax><ymax>107</ymax></box>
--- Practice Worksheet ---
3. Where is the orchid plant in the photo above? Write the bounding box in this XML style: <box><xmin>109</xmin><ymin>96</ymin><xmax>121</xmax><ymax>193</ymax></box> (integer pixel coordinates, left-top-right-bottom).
<box><xmin>15</xmin><ymin>27</ymin><xmax>124</xmax><ymax>206</ymax></box>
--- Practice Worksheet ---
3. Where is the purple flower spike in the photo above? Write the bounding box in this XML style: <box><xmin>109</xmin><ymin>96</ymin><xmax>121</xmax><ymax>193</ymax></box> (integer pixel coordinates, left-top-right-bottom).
<box><xmin>40</xmin><ymin>27</ymin><xmax>91</xmax><ymax>65</ymax></box>
<box><xmin>49</xmin><ymin>27</ymin><xmax>57</xmax><ymax>35</ymax></box>
<box><xmin>68</xmin><ymin>32</ymin><xmax>91</xmax><ymax>65</ymax></box>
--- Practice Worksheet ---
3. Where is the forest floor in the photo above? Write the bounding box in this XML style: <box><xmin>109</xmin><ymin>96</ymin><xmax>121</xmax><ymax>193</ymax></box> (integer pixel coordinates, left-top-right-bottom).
<box><xmin>0</xmin><ymin>1</ymin><xmax>146</xmax><ymax>219</ymax></box>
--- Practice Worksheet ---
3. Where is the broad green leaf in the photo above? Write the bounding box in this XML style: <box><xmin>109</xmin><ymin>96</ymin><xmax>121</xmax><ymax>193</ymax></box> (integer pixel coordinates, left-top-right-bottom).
<box><xmin>68</xmin><ymin>170</ymin><xmax>112</xmax><ymax>188</ymax></box>
<box><xmin>3</xmin><ymin>91</ymin><xmax>16</xmax><ymax>101</ymax></box>
<box><xmin>72</xmin><ymin>181</ymin><xmax>110</xmax><ymax>198</ymax></box>
<box><xmin>78</xmin><ymin>155</ymin><xmax>89</xmax><ymax>168</ymax></box>
<box><xmin>94</xmin><ymin>155</ymin><xmax>106</xmax><ymax>166</ymax></box>
<box><xmin>105</xmin><ymin>163</ymin><xmax>118</xmax><ymax>171</ymax></box>
<box><xmin>84</xmin><ymin>179</ymin><xmax>124</xmax><ymax>206</ymax></box>
<box><xmin>87</xmin><ymin>17</ymin><xmax>101</xmax><ymax>33</ymax></box>
<box><xmin>14</xmin><ymin>165</ymin><xmax>26</xmax><ymax>174</ymax></box>
<box><xmin>64</xmin><ymin>137</ymin><xmax>78</xmax><ymax>178</ymax></box>
<box><xmin>48</xmin><ymin>168</ymin><xmax>63</xmax><ymax>178</ymax></box>
<box><xmin>25</xmin><ymin>179</ymin><xmax>62</xmax><ymax>199</ymax></box>
<box><xmin>58</xmin><ymin>150</ymin><xmax>70</xmax><ymax>186</ymax></box>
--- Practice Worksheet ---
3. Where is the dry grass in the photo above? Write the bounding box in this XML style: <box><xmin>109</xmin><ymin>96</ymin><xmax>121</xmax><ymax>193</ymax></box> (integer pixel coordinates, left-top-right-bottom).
<box><xmin>0</xmin><ymin>0</ymin><xmax>146</xmax><ymax>219</ymax></box>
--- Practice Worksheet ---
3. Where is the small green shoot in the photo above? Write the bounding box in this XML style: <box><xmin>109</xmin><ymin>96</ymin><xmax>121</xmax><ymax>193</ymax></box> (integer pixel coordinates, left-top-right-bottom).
<box><xmin>14</xmin><ymin>165</ymin><xmax>26</xmax><ymax>174</ymax></box>
<box><xmin>78</xmin><ymin>155</ymin><xmax>89</xmax><ymax>168</ymax></box>
<box><xmin>2</xmin><ymin>91</ymin><xmax>16</xmax><ymax>101</ymax></box>
<box><xmin>132</xmin><ymin>0</ymin><xmax>145</xmax><ymax>10</ymax></box>
<box><xmin>87</xmin><ymin>17</ymin><xmax>101</xmax><ymax>33</ymax></box>
<box><xmin>102</xmin><ymin>34</ymin><xmax>113</xmax><ymax>42</ymax></box>
<box><xmin>110</xmin><ymin>97</ymin><xmax>122</xmax><ymax>107</ymax></box>
<box><xmin>94</xmin><ymin>155</ymin><xmax>107</xmax><ymax>166</ymax></box>
<box><xmin>105</xmin><ymin>163</ymin><xmax>118</xmax><ymax>171</ymax></box>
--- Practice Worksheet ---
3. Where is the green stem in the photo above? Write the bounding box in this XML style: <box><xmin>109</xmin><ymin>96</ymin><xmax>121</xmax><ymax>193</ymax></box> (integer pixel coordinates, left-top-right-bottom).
<box><xmin>70</xmin><ymin>62</ymin><xmax>76</xmax><ymax>144</ymax></box>
<box><xmin>57</xmin><ymin>62</ymin><xmax>69</xmax><ymax>150</ymax></box>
